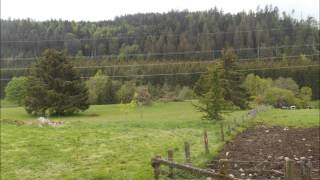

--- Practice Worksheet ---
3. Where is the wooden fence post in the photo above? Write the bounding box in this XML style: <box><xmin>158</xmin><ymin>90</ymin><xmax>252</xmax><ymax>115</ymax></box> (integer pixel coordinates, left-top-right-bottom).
<box><xmin>285</xmin><ymin>158</ymin><xmax>293</xmax><ymax>180</ymax></box>
<box><xmin>227</xmin><ymin>123</ymin><xmax>231</xmax><ymax>135</ymax></box>
<box><xmin>184</xmin><ymin>141</ymin><xmax>191</xmax><ymax>163</ymax></box>
<box><xmin>219</xmin><ymin>159</ymin><xmax>229</xmax><ymax>176</ymax></box>
<box><xmin>204</xmin><ymin>130</ymin><xmax>209</xmax><ymax>154</ymax></box>
<box><xmin>304</xmin><ymin>160</ymin><xmax>312</xmax><ymax>180</ymax></box>
<box><xmin>220</xmin><ymin>123</ymin><xmax>225</xmax><ymax>142</ymax></box>
<box><xmin>151</xmin><ymin>155</ymin><xmax>161</xmax><ymax>180</ymax></box>
<box><xmin>241</xmin><ymin>115</ymin><xmax>245</xmax><ymax>126</ymax></box>
<box><xmin>168</xmin><ymin>149</ymin><xmax>175</xmax><ymax>179</ymax></box>
<box><xmin>300</xmin><ymin>159</ymin><xmax>312</xmax><ymax>180</ymax></box>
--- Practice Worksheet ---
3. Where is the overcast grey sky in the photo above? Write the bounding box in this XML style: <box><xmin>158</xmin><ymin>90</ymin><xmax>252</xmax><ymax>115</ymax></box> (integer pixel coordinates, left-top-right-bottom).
<box><xmin>1</xmin><ymin>0</ymin><xmax>319</xmax><ymax>21</ymax></box>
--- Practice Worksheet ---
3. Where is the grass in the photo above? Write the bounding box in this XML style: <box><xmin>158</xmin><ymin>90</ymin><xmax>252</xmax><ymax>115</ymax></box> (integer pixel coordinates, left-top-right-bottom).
<box><xmin>0</xmin><ymin>102</ymin><xmax>318</xmax><ymax>179</ymax></box>
<box><xmin>0</xmin><ymin>99</ymin><xmax>18</xmax><ymax>107</ymax></box>
<box><xmin>255</xmin><ymin>108</ymin><xmax>319</xmax><ymax>128</ymax></box>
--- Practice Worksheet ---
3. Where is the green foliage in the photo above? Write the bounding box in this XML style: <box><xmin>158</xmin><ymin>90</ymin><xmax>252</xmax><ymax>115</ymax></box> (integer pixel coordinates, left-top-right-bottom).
<box><xmin>262</xmin><ymin>87</ymin><xmax>298</xmax><ymax>107</ymax></box>
<box><xmin>4</xmin><ymin>77</ymin><xmax>29</xmax><ymax>105</ymax></box>
<box><xmin>243</xmin><ymin>74</ymin><xmax>272</xmax><ymax>97</ymax></box>
<box><xmin>133</xmin><ymin>86</ymin><xmax>152</xmax><ymax>106</ymax></box>
<box><xmin>177</xmin><ymin>86</ymin><xmax>194</xmax><ymax>100</ymax></box>
<box><xmin>299</xmin><ymin>86</ymin><xmax>312</xmax><ymax>107</ymax></box>
<box><xmin>244</xmin><ymin>74</ymin><xmax>314</xmax><ymax>108</ymax></box>
<box><xmin>116</xmin><ymin>81</ymin><xmax>135</xmax><ymax>103</ymax></box>
<box><xmin>220</xmin><ymin>48</ymin><xmax>249</xmax><ymax>109</ymax></box>
<box><xmin>1</xmin><ymin>8</ymin><xmax>319</xmax><ymax>99</ymax></box>
<box><xmin>86</xmin><ymin>70</ymin><xmax>116</xmax><ymax>104</ymax></box>
<box><xmin>24</xmin><ymin>49</ymin><xmax>89</xmax><ymax>116</ymax></box>
<box><xmin>195</xmin><ymin>68</ymin><xmax>231</xmax><ymax>122</ymax></box>
<box><xmin>194</xmin><ymin>48</ymin><xmax>249</xmax><ymax>110</ymax></box>
<box><xmin>273</xmin><ymin>77</ymin><xmax>299</xmax><ymax>94</ymax></box>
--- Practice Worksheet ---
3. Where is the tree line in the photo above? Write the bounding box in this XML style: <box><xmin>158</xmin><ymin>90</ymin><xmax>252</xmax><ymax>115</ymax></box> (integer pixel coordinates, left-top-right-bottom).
<box><xmin>1</xmin><ymin>6</ymin><xmax>319</xmax><ymax>99</ymax></box>
<box><xmin>1</xmin><ymin>5</ymin><xmax>319</xmax><ymax>59</ymax></box>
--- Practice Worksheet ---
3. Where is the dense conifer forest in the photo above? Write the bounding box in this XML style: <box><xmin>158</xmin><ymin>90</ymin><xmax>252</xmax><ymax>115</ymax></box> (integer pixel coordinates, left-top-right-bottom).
<box><xmin>1</xmin><ymin>6</ymin><xmax>319</xmax><ymax>98</ymax></box>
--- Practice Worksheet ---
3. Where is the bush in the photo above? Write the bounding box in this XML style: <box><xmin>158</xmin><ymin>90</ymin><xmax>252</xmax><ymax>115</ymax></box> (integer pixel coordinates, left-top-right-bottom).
<box><xmin>273</xmin><ymin>77</ymin><xmax>299</xmax><ymax>94</ymax></box>
<box><xmin>86</xmin><ymin>70</ymin><xmax>117</xmax><ymax>104</ymax></box>
<box><xmin>263</xmin><ymin>87</ymin><xmax>298</xmax><ymax>108</ymax></box>
<box><xmin>134</xmin><ymin>86</ymin><xmax>152</xmax><ymax>106</ymax></box>
<box><xmin>298</xmin><ymin>86</ymin><xmax>312</xmax><ymax>108</ymax></box>
<box><xmin>147</xmin><ymin>83</ymin><xmax>162</xmax><ymax>100</ymax></box>
<box><xmin>5</xmin><ymin>76</ymin><xmax>29</xmax><ymax>105</ymax></box>
<box><xmin>177</xmin><ymin>86</ymin><xmax>194</xmax><ymax>101</ymax></box>
<box><xmin>5</xmin><ymin>77</ymin><xmax>29</xmax><ymax>105</ymax></box>
<box><xmin>116</xmin><ymin>81</ymin><xmax>135</xmax><ymax>103</ymax></box>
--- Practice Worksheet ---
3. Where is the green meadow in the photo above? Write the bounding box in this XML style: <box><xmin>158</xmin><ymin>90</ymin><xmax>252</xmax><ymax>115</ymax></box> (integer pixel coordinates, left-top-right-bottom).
<box><xmin>1</xmin><ymin>102</ymin><xmax>318</xmax><ymax>179</ymax></box>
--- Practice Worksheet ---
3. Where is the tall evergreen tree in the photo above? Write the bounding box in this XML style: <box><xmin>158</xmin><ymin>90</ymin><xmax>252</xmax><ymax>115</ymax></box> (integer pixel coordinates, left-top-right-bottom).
<box><xmin>24</xmin><ymin>49</ymin><xmax>89</xmax><ymax>115</ymax></box>
<box><xmin>220</xmin><ymin>48</ymin><xmax>249</xmax><ymax>109</ymax></box>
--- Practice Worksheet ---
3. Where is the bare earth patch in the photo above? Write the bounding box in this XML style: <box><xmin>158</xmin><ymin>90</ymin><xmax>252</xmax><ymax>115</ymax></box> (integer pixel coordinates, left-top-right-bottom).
<box><xmin>208</xmin><ymin>126</ymin><xmax>320</xmax><ymax>179</ymax></box>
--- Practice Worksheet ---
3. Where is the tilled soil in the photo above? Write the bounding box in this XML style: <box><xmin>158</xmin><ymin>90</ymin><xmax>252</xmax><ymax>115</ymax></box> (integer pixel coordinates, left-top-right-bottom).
<box><xmin>208</xmin><ymin>126</ymin><xmax>320</xmax><ymax>179</ymax></box>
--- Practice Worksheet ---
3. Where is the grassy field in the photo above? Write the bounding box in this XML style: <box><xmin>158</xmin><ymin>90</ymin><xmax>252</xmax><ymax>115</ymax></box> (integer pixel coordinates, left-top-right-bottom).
<box><xmin>0</xmin><ymin>99</ymin><xmax>18</xmax><ymax>107</ymax></box>
<box><xmin>1</xmin><ymin>102</ymin><xmax>319</xmax><ymax>179</ymax></box>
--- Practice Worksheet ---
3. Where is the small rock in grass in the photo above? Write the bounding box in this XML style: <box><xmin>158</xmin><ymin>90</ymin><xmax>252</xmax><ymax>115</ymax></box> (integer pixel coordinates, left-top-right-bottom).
<box><xmin>294</xmin><ymin>158</ymin><xmax>299</xmax><ymax>161</ymax></box>
<box><xmin>308</xmin><ymin>156</ymin><xmax>313</xmax><ymax>159</ymax></box>
<box><xmin>239</xmin><ymin>168</ymin><xmax>244</xmax><ymax>172</ymax></box>
<box><xmin>265</xmin><ymin>130</ymin><xmax>269</xmax><ymax>133</ymax></box>
<box><xmin>229</xmin><ymin>174</ymin><xmax>235</xmax><ymax>178</ymax></box>
<box><xmin>283</xmin><ymin>127</ymin><xmax>289</xmax><ymax>131</ymax></box>
<box><xmin>302</xmin><ymin>138</ymin><xmax>306</xmax><ymax>141</ymax></box>
<box><xmin>226</xmin><ymin>152</ymin><xmax>230</xmax><ymax>157</ymax></box>
<box><xmin>241</xmin><ymin>173</ymin><xmax>245</xmax><ymax>176</ymax></box>
<box><xmin>267</xmin><ymin>155</ymin><xmax>272</xmax><ymax>159</ymax></box>
<box><xmin>300</xmin><ymin>157</ymin><xmax>306</xmax><ymax>160</ymax></box>
<box><xmin>278</xmin><ymin>139</ymin><xmax>282</xmax><ymax>143</ymax></box>
<box><xmin>308</xmin><ymin>149</ymin><xmax>312</xmax><ymax>152</ymax></box>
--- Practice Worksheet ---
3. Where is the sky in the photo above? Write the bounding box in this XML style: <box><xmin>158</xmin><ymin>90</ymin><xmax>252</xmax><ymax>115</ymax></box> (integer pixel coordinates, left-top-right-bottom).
<box><xmin>1</xmin><ymin>0</ymin><xmax>319</xmax><ymax>21</ymax></box>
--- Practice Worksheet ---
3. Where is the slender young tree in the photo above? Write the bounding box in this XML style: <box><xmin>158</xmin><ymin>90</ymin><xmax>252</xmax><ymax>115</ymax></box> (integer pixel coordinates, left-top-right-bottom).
<box><xmin>195</xmin><ymin>67</ymin><xmax>229</xmax><ymax>122</ymax></box>
<box><xmin>25</xmin><ymin>49</ymin><xmax>89</xmax><ymax>116</ymax></box>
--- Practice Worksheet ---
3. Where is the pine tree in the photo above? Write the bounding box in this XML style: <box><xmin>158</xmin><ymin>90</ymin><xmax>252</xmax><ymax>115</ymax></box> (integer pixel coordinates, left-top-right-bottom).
<box><xmin>24</xmin><ymin>49</ymin><xmax>89</xmax><ymax>116</ymax></box>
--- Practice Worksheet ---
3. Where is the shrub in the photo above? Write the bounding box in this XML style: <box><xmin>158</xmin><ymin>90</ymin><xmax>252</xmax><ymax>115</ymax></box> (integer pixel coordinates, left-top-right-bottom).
<box><xmin>86</xmin><ymin>70</ymin><xmax>117</xmax><ymax>104</ymax></box>
<box><xmin>273</xmin><ymin>77</ymin><xmax>299</xmax><ymax>94</ymax></box>
<box><xmin>116</xmin><ymin>81</ymin><xmax>135</xmax><ymax>103</ymax></box>
<box><xmin>263</xmin><ymin>87</ymin><xmax>298</xmax><ymax>108</ymax></box>
<box><xmin>177</xmin><ymin>86</ymin><xmax>194</xmax><ymax>101</ymax></box>
<box><xmin>5</xmin><ymin>76</ymin><xmax>29</xmax><ymax>105</ymax></box>
<box><xmin>147</xmin><ymin>83</ymin><xmax>162</xmax><ymax>100</ymax></box>
<box><xmin>298</xmin><ymin>86</ymin><xmax>312</xmax><ymax>108</ymax></box>
<box><xmin>134</xmin><ymin>86</ymin><xmax>152</xmax><ymax>106</ymax></box>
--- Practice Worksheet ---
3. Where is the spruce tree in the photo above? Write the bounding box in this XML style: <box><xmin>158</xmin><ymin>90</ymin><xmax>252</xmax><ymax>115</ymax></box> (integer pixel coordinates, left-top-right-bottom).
<box><xmin>195</xmin><ymin>68</ymin><xmax>229</xmax><ymax>122</ymax></box>
<box><xmin>220</xmin><ymin>48</ymin><xmax>249</xmax><ymax>109</ymax></box>
<box><xmin>25</xmin><ymin>49</ymin><xmax>89</xmax><ymax>116</ymax></box>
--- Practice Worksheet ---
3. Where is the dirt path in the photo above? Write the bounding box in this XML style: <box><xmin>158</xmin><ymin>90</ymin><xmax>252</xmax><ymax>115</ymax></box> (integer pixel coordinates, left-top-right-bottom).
<box><xmin>208</xmin><ymin>126</ymin><xmax>320</xmax><ymax>179</ymax></box>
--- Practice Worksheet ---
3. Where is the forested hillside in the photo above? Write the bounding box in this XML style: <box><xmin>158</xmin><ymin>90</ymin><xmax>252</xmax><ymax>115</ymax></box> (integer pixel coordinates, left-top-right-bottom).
<box><xmin>1</xmin><ymin>6</ymin><xmax>319</xmax><ymax>99</ymax></box>
<box><xmin>1</xmin><ymin>6</ymin><xmax>319</xmax><ymax>59</ymax></box>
